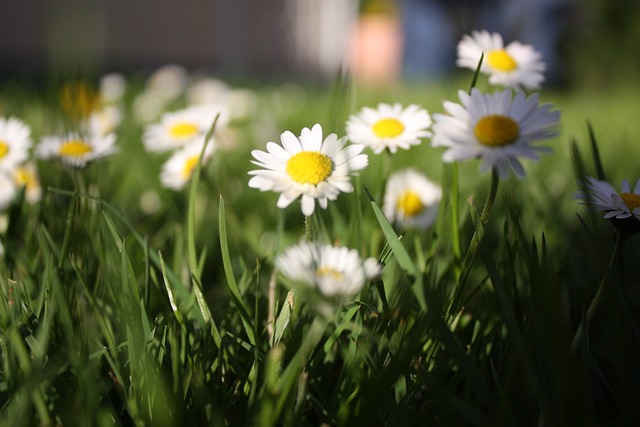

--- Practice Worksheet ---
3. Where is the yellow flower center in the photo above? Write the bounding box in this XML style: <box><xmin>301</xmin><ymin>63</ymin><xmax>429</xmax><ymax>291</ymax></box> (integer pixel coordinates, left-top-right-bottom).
<box><xmin>169</xmin><ymin>122</ymin><xmax>199</xmax><ymax>139</ymax></box>
<box><xmin>487</xmin><ymin>49</ymin><xmax>517</xmax><ymax>72</ymax></box>
<box><xmin>285</xmin><ymin>151</ymin><xmax>333</xmax><ymax>185</ymax></box>
<box><xmin>474</xmin><ymin>115</ymin><xmax>519</xmax><ymax>147</ymax></box>
<box><xmin>182</xmin><ymin>155</ymin><xmax>200</xmax><ymax>179</ymax></box>
<box><xmin>397</xmin><ymin>190</ymin><xmax>424</xmax><ymax>217</ymax></box>
<box><xmin>0</xmin><ymin>141</ymin><xmax>9</xmax><ymax>159</ymax></box>
<box><xmin>620</xmin><ymin>192</ymin><xmax>640</xmax><ymax>212</ymax></box>
<box><xmin>58</xmin><ymin>140</ymin><xmax>93</xmax><ymax>158</ymax></box>
<box><xmin>372</xmin><ymin>118</ymin><xmax>405</xmax><ymax>138</ymax></box>
<box><xmin>316</xmin><ymin>267</ymin><xmax>344</xmax><ymax>281</ymax></box>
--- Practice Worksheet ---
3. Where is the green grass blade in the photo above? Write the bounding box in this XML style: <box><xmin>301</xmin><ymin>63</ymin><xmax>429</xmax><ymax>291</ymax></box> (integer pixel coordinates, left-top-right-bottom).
<box><xmin>219</xmin><ymin>195</ymin><xmax>257</xmax><ymax>346</ymax></box>
<box><xmin>186</xmin><ymin>116</ymin><xmax>219</xmax><ymax>326</ymax></box>
<box><xmin>469</xmin><ymin>52</ymin><xmax>484</xmax><ymax>93</ymax></box>
<box><xmin>158</xmin><ymin>250</ymin><xmax>185</xmax><ymax>326</ymax></box>
<box><xmin>364</xmin><ymin>186</ymin><xmax>426</xmax><ymax>310</ymax></box>
<box><xmin>587</xmin><ymin>120</ymin><xmax>606</xmax><ymax>181</ymax></box>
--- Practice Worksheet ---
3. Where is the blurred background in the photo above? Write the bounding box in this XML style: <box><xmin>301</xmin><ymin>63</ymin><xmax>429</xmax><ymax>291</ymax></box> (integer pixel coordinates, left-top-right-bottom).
<box><xmin>0</xmin><ymin>0</ymin><xmax>638</xmax><ymax>87</ymax></box>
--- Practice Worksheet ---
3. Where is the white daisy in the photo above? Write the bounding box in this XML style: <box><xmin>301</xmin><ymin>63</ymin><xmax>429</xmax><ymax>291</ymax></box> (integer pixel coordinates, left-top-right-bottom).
<box><xmin>100</xmin><ymin>72</ymin><xmax>127</xmax><ymax>104</ymax></box>
<box><xmin>142</xmin><ymin>105</ymin><xmax>224</xmax><ymax>153</ymax></box>
<box><xmin>457</xmin><ymin>30</ymin><xmax>546</xmax><ymax>90</ymax></box>
<box><xmin>160</xmin><ymin>137</ymin><xmax>216</xmax><ymax>190</ymax></box>
<box><xmin>146</xmin><ymin>64</ymin><xmax>189</xmax><ymax>101</ymax></box>
<box><xmin>84</xmin><ymin>105</ymin><xmax>122</xmax><ymax>137</ymax></box>
<box><xmin>383</xmin><ymin>169</ymin><xmax>442</xmax><ymax>229</ymax></box>
<box><xmin>431</xmin><ymin>88</ymin><xmax>560</xmax><ymax>179</ymax></box>
<box><xmin>248</xmin><ymin>124</ymin><xmax>369</xmax><ymax>216</ymax></box>
<box><xmin>133</xmin><ymin>90</ymin><xmax>168</xmax><ymax>124</ymax></box>
<box><xmin>275</xmin><ymin>241</ymin><xmax>381</xmax><ymax>299</ymax></box>
<box><xmin>345</xmin><ymin>103</ymin><xmax>432</xmax><ymax>154</ymax></box>
<box><xmin>13</xmin><ymin>162</ymin><xmax>41</xmax><ymax>204</ymax></box>
<box><xmin>576</xmin><ymin>176</ymin><xmax>640</xmax><ymax>221</ymax></box>
<box><xmin>0</xmin><ymin>117</ymin><xmax>32</xmax><ymax>172</ymax></box>
<box><xmin>36</xmin><ymin>132</ymin><xmax>118</xmax><ymax>168</ymax></box>
<box><xmin>0</xmin><ymin>172</ymin><xmax>17</xmax><ymax>211</ymax></box>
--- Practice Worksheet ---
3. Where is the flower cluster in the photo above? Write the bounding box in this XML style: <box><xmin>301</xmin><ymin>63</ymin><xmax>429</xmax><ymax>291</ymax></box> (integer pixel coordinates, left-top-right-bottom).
<box><xmin>37</xmin><ymin>78</ymin><xmax>122</xmax><ymax>169</ymax></box>
<box><xmin>137</xmin><ymin>66</ymin><xmax>259</xmax><ymax>191</ymax></box>
<box><xmin>248</xmin><ymin>29</ymin><xmax>565</xmax><ymax>308</ymax></box>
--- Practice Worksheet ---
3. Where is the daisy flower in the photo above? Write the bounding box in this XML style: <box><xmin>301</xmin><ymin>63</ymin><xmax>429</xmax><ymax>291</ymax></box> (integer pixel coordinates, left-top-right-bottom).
<box><xmin>13</xmin><ymin>162</ymin><xmax>42</xmax><ymax>204</ymax></box>
<box><xmin>576</xmin><ymin>176</ymin><xmax>640</xmax><ymax>221</ymax></box>
<box><xmin>146</xmin><ymin>64</ymin><xmax>189</xmax><ymax>101</ymax></box>
<box><xmin>36</xmin><ymin>132</ymin><xmax>118</xmax><ymax>168</ymax></box>
<box><xmin>248</xmin><ymin>124</ymin><xmax>368</xmax><ymax>216</ymax></box>
<box><xmin>142</xmin><ymin>105</ymin><xmax>225</xmax><ymax>153</ymax></box>
<box><xmin>383</xmin><ymin>169</ymin><xmax>442</xmax><ymax>229</ymax></box>
<box><xmin>431</xmin><ymin>88</ymin><xmax>560</xmax><ymax>179</ymax></box>
<box><xmin>160</xmin><ymin>137</ymin><xmax>216</xmax><ymax>190</ymax></box>
<box><xmin>84</xmin><ymin>105</ymin><xmax>122</xmax><ymax>137</ymax></box>
<box><xmin>0</xmin><ymin>172</ymin><xmax>17</xmax><ymax>211</ymax></box>
<box><xmin>275</xmin><ymin>241</ymin><xmax>381</xmax><ymax>300</ymax></box>
<box><xmin>60</xmin><ymin>80</ymin><xmax>101</xmax><ymax>121</ymax></box>
<box><xmin>457</xmin><ymin>30</ymin><xmax>546</xmax><ymax>90</ymax></box>
<box><xmin>345</xmin><ymin>103</ymin><xmax>432</xmax><ymax>154</ymax></box>
<box><xmin>100</xmin><ymin>72</ymin><xmax>127</xmax><ymax>104</ymax></box>
<box><xmin>0</xmin><ymin>117</ymin><xmax>32</xmax><ymax>172</ymax></box>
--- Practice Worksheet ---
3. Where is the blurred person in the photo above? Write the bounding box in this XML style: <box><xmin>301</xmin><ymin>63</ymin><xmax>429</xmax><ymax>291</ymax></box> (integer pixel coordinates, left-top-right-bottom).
<box><xmin>348</xmin><ymin>0</ymin><xmax>404</xmax><ymax>86</ymax></box>
<box><xmin>399</xmin><ymin>0</ymin><xmax>571</xmax><ymax>85</ymax></box>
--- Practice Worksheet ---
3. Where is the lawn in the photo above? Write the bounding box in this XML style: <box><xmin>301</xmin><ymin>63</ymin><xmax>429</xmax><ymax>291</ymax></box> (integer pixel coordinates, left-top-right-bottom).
<box><xmin>0</xmin><ymin>62</ymin><xmax>639</xmax><ymax>426</ymax></box>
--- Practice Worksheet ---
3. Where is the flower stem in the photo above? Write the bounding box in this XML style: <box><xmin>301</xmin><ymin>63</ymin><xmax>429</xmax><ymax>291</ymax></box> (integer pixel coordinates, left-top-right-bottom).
<box><xmin>447</xmin><ymin>168</ymin><xmax>500</xmax><ymax>317</ymax></box>
<box><xmin>304</xmin><ymin>215</ymin><xmax>313</xmax><ymax>242</ymax></box>
<box><xmin>450</xmin><ymin>163</ymin><xmax>462</xmax><ymax>276</ymax></box>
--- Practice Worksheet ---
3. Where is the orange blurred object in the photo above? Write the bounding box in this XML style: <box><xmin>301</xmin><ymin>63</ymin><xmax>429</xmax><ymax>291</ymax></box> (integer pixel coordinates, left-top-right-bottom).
<box><xmin>349</xmin><ymin>10</ymin><xmax>403</xmax><ymax>87</ymax></box>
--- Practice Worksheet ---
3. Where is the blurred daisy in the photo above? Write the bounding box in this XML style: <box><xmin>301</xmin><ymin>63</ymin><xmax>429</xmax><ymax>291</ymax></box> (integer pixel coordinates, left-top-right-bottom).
<box><xmin>383</xmin><ymin>169</ymin><xmax>442</xmax><ymax>229</ymax></box>
<box><xmin>457</xmin><ymin>30</ymin><xmax>546</xmax><ymax>90</ymax></box>
<box><xmin>36</xmin><ymin>132</ymin><xmax>118</xmax><ymax>168</ymax></box>
<box><xmin>133</xmin><ymin>90</ymin><xmax>167</xmax><ymax>124</ymax></box>
<box><xmin>146</xmin><ymin>64</ymin><xmax>189</xmax><ymax>101</ymax></box>
<box><xmin>0</xmin><ymin>117</ymin><xmax>32</xmax><ymax>172</ymax></box>
<box><xmin>160</xmin><ymin>137</ymin><xmax>216</xmax><ymax>190</ymax></box>
<box><xmin>0</xmin><ymin>173</ymin><xmax>17</xmax><ymax>211</ymax></box>
<box><xmin>60</xmin><ymin>80</ymin><xmax>101</xmax><ymax>121</ymax></box>
<box><xmin>346</xmin><ymin>103</ymin><xmax>432</xmax><ymax>154</ymax></box>
<box><xmin>100</xmin><ymin>72</ymin><xmax>127</xmax><ymax>104</ymax></box>
<box><xmin>432</xmin><ymin>88</ymin><xmax>560</xmax><ymax>179</ymax></box>
<box><xmin>248</xmin><ymin>124</ymin><xmax>368</xmax><ymax>216</ymax></box>
<box><xmin>85</xmin><ymin>105</ymin><xmax>122</xmax><ymax>137</ymax></box>
<box><xmin>186</xmin><ymin>76</ymin><xmax>230</xmax><ymax>106</ymax></box>
<box><xmin>142</xmin><ymin>105</ymin><xmax>221</xmax><ymax>153</ymax></box>
<box><xmin>12</xmin><ymin>162</ymin><xmax>41</xmax><ymax>204</ymax></box>
<box><xmin>275</xmin><ymin>241</ymin><xmax>381</xmax><ymax>300</ymax></box>
<box><xmin>576</xmin><ymin>177</ymin><xmax>640</xmax><ymax>221</ymax></box>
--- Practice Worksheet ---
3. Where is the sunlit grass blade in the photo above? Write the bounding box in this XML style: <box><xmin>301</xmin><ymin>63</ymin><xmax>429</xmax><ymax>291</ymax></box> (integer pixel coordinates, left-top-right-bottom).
<box><xmin>219</xmin><ymin>195</ymin><xmax>257</xmax><ymax>347</ymax></box>
<box><xmin>158</xmin><ymin>250</ymin><xmax>185</xmax><ymax>326</ymax></box>
<box><xmin>364</xmin><ymin>186</ymin><xmax>426</xmax><ymax>310</ymax></box>
<box><xmin>186</xmin><ymin>115</ymin><xmax>219</xmax><ymax>327</ymax></box>
<box><xmin>272</xmin><ymin>290</ymin><xmax>293</xmax><ymax>347</ymax></box>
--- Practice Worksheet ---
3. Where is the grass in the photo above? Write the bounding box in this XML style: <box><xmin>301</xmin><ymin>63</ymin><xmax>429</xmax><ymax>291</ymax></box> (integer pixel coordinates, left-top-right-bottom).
<box><xmin>1</xmin><ymin>71</ymin><xmax>639</xmax><ymax>426</ymax></box>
